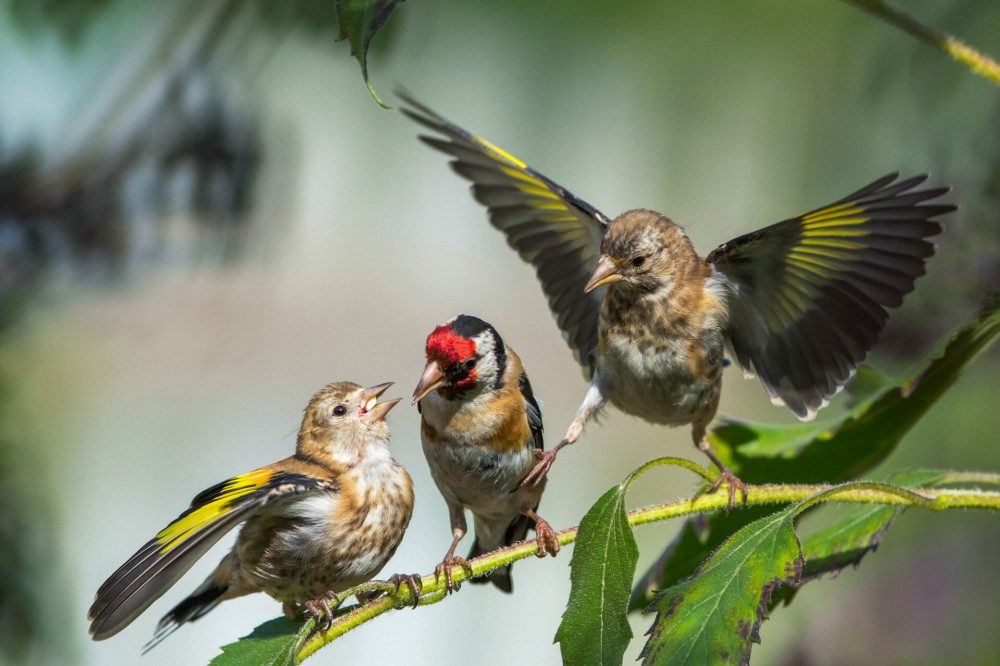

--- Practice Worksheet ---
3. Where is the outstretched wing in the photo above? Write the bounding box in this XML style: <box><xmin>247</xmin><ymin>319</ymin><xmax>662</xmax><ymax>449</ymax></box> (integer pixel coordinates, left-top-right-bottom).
<box><xmin>88</xmin><ymin>466</ymin><xmax>335</xmax><ymax>640</ymax></box>
<box><xmin>708</xmin><ymin>173</ymin><xmax>954</xmax><ymax>419</ymax></box>
<box><xmin>400</xmin><ymin>91</ymin><xmax>610</xmax><ymax>377</ymax></box>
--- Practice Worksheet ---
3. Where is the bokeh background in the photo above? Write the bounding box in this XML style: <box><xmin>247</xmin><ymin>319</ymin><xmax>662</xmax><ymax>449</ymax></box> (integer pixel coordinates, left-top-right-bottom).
<box><xmin>2</xmin><ymin>1</ymin><xmax>999</xmax><ymax>664</ymax></box>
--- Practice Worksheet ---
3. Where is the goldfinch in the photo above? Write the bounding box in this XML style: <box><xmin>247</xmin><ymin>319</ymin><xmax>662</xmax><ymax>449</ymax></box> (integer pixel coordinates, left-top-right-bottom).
<box><xmin>88</xmin><ymin>381</ymin><xmax>416</xmax><ymax>647</ymax></box>
<box><xmin>401</xmin><ymin>93</ymin><xmax>954</xmax><ymax>505</ymax></box>
<box><xmin>412</xmin><ymin>315</ymin><xmax>559</xmax><ymax>592</ymax></box>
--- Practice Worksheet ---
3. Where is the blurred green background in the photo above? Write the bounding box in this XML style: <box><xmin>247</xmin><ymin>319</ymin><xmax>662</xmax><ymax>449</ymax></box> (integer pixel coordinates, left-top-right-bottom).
<box><xmin>1</xmin><ymin>0</ymin><xmax>999</xmax><ymax>664</ymax></box>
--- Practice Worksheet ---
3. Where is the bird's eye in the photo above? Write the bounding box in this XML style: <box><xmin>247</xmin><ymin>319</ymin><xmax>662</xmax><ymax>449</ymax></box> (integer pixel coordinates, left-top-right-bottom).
<box><xmin>632</xmin><ymin>255</ymin><xmax>646</xmax><ymax>267</ymax></box>
<box><xmin>332</xmin><ymin>405</ymin><xmax>347</xmax><ymax>416</ymax></box>
<box><xmin>464</xmin><ymin>358</ymin><xmax>476</xmax><ymax>369</ymax></box>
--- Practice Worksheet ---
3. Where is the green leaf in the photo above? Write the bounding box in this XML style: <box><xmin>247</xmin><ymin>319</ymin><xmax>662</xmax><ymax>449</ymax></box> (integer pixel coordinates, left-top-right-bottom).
<box><xmin>210</xmin><ymin>617</ymin><xmax>306</xmax><ymax>666</ymax></box>
<box><xmin>555</xmin><ymin>482</ymin><xmax>639</xmax><ymax>666</ymax></box>
<box><xmin>557</xmin><ymin>458</ymin><xmax>709</xmax><ymax>664</ymax></box>
<box><xmin>631</xmin><ymin>295</ymin><xmax>1000</xmax><ymax>610</ymax></box>
<box><xmin>639</xmin><ymin>507</ymin><xmax>804</xmax><ymax>666</ymax></box>
<box><xmin>842</xmin><ymin>365</ymin><xmax>892</xmax><ymax>409</ymax></box>
<box><xmin>336</xmin><ymin>0</ymin><xmax>406</xmax><ymax>108</ymax></box>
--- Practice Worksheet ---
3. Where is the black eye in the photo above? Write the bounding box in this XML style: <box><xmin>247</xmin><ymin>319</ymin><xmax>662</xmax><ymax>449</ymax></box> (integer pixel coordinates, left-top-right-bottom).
<box><xmin>333</xmin><ymin>405</ymin><xmax>347</xmax><ymax>416</ymax></box>
<box><xmin>632</xmin><ymin>255</ymin><xmax>646</xmax><ymax>267</ymax></box>
<box><xmin>464</xmin><ymin>358</ymin><xmax>476</xmax><ymax>369</ymax></box>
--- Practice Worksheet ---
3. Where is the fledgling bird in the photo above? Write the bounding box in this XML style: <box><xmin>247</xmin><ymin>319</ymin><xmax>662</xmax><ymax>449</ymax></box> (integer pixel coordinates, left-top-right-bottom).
<box><xmin>413</xmin><ymin>315</ymin><xmax>560</xmax><ymax>592</ymax></box>
<box><xmin>88</xmin><ymin>381</ymin><xmax>417</xmax><ymax>648</ymax></box>
<box><xmin>401</xmin><ymin>93</ymin><xmax>955</xmax><ymax>505</ymax></box>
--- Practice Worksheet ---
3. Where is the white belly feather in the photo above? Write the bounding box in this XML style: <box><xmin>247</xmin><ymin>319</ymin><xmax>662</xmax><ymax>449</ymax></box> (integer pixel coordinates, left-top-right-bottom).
<box><xmin>598</xmin><ymin>333</ymin><xmax>716</xmax><ymax>426</ymax></box>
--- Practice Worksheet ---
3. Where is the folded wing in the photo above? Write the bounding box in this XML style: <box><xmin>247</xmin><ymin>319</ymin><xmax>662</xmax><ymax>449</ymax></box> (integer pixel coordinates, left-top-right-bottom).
<box><xmin>708</xmin><ymin>173</ymin><xmax>954</xmax><ymax>419</ymax></box>
<box><xmin>400</xmin><ymin>92</ymin><xmax>610</xmax><ymax>377</ymax></box>
<box><xmin>88</xmin><ymin>467</ymin><xmax>334</xmax><ymax>640</ymax></box>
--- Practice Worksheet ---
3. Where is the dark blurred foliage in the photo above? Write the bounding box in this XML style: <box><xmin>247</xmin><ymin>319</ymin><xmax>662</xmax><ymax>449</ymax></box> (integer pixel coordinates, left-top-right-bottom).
<box><xmin>5</xmin><ymin>0</ymin><xmax>117</xmax><ymax>45</ymax></box>
<box><xmin>0</xmin><ymin>5</ymin><xmax>265</xmax><ymax>329</ymax></box>
<box><xmin>0</xmin><ymin>3</ymin><xmax>270</xmax><ymax>662</ymax></box>
<box><xmin>0</xmin><ymin>80</ymin><xmax>262</xmax><ymax>327</ymax></box>
<box><xmin>4</xmin><ymin>0</ymin><xmax>401</xmax><ymax>57</ymax></box>
<box><xmin>0</xmin><ymin>379</ymin><xmax>67</xmax><ymax>664</ymax></box>
<box><xmin>0</xmin><ymin>0</ymin><xmax>414</xmax><ymax>659</ymax></box>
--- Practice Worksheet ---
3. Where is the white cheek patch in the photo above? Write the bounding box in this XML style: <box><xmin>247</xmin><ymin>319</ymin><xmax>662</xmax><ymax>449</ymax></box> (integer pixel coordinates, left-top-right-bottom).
<box><xmin>472</xmin><ymin>332</ymin><xmax>499</xmax><ymax>382</ymax></box>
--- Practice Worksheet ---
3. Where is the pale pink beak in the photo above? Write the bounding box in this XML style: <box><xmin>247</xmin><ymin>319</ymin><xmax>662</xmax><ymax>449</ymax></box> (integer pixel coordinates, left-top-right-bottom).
<box><xmin>412</xmin><ymin>361</ymin><xmax>447</xmax><ymax>405</ymax></box>
<box><xmin>584</xmin><ymin>255</ymin><xmax>622</xmax><ymax>293</ymax></box>
<box><xmin>359</xmin><ymin>382</ymin><xmax>401</xmax><ymax>423</ymax></box>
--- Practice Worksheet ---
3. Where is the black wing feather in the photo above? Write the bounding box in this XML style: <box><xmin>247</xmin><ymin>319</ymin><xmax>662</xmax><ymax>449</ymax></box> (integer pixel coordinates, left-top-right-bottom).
<box><xmin>709</xmin><ymin>173</ymin><xmax>954</xmax><ymax>419</ymax></box>
<box><xmin>88</xmin><ymin>470</ymin><xmax>333</xmax><ymax>640</ymax></box>
<box><xmin>401</xmin><ymin>90</ymin><xmax>609</xmax><ymax>377</ymax></box>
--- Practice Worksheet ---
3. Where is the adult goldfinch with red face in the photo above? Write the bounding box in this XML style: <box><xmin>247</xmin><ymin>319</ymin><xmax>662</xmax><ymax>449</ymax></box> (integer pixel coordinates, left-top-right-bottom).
<box><xmin>88</xmin><ymin>382</ymin><xmax>417</xmax><ymax>647</ymax></box>
<box><xmin>413</xmin><ymin>315</ymin><xmax>560</xmax><ymax>592</ymax></box>
<box><xmin>401</xmin><ymin>93</ymin><xmax>955</xmax><ymax>505</ymax></box>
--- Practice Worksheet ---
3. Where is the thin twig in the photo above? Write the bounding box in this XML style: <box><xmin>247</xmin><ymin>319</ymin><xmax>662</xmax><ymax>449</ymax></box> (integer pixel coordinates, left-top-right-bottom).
<box><xmin>842</xmin><ymin>0</ymin><xmax>1000</xmax><ymax>86</ymax></box>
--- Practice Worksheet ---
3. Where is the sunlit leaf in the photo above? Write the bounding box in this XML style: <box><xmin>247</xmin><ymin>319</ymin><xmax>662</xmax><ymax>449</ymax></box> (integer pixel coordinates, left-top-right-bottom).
<box><xmin>555</xmin><ymin>482</ymin><xmax>639</xmax><ymax>666</ymax></box>
<box><xmin>210</xmin><ymin>617</ymin><xmax>305</xmax><ymax>666</ymax></box>
<box><xmin>336</xmin><ymin>0</ymin><xmax>406</xmax><ymax>107</ymax></box>
<box><xmin>639</xmin><ymin>507</ymin><xmax>803</xmax><ymax>666</ymax></box>
<box><xmin>632</xmin><ymin>294</ymin><xmax>1000</xmax><ymax>609</ymax></box>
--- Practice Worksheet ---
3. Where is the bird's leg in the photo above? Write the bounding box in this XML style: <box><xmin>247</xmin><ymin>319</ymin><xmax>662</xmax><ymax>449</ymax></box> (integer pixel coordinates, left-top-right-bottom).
<box><xmin>523</xmin><ymin>507</ymin><xmax>560</xmax><ymax>558</ymax></box>
<box><xmin>520</xmin><ymin>382</ymin><xmax>604</xmax><ymax>488</ymax></box>
<box><xmin>694</xmin><ymin>424</ymin><xmax>748</xmax><ymax>509</ymax></box>
<box><xmin>434</xmin><ymin>509</ymin><xmax>471</xmax><ymax>593</ymax></box>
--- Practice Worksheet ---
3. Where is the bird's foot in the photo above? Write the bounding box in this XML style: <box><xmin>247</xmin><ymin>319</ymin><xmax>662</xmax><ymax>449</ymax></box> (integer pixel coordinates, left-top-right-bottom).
<box><xmin>709</xmin><ymin>468</ymin><xmax>749</xmax><ymax>510</ymax></box>
<box><xmin>304</xmin><ymin>591</ymin><xmax>341</xmax><ymax>628</ymax></box>
<box><xmin>434</xmin><ymin>555</ymin><xmax>473</xmax><ymax>594</ymax></box>
<box><xmin>386</xmin><ymin>573</ymin><xmax>423</xmax><ymax>608</ymax></box>
<box><xmin>518</xmin><ymin>449</ymin><xmax>557</xmax><ymax>489</ymax></box>
<box><xmin>533</xmin><ymin>517</ymin><xmax>561</xmax><ymax>558</ymax></box>
<box><xmin>355</xmin><ymin>589</ymin><xmax>380</xmax><ymax>604</ymax></box>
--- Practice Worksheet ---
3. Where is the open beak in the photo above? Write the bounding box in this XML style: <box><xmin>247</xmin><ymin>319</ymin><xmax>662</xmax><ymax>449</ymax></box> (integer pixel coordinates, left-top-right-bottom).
<box><xmin>359</xmin><ymin>382</ymin><xmax>401</xmax><ymax>423</ymax></box>
<box><xmin>584</xmin><ymin>255</ymin><xmax>622</xmax><ymax>293</ymax></box>
<box><xmin>412</xmin><ymin>361</ymin><xmax>447</xmax><ymax>405</ymax></box>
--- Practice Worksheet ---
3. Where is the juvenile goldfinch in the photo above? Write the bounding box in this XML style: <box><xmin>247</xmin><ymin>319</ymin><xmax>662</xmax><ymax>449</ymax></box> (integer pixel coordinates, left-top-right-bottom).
<box><xmin>401</xmin><ymin>94</ymin><xmax>955</xmax><ymax>505</ymax></box>
<box><xmin>88</xmin><ymin>382</ymin><xmax>417</xmax><ymax>647</ymax></box>
<box><xmin>413</xmin><ymin>315</ymin><xmax>560</xmax><ymax>592</ymax></box>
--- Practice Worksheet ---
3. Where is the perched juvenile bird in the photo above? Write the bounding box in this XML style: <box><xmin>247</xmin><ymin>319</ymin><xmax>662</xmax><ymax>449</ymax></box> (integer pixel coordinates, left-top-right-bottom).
<box><xmin>88</xmin><ymin>382</ymin><xmax>417</xmax><ymax>647</ymax></box>
<box><xmin>401</xmin><ymin>93</ymin><xmax>955</xmax><ymax>504</ymax></box>
<box><xmin>413</xmin><ymin>315</ymin><xmax>560</xmax><ymax>592</ymax></box>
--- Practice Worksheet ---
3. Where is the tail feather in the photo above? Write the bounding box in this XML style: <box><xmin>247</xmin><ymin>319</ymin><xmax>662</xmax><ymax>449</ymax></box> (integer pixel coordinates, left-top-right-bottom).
<box><xmin>467</xmin><ymin>538</ymin><xmax>514</xmax><ymax>593</ymax></box>
<box><xmin>467</xmin><ymin>511</ymin><xmax>536</xmax><ymax>593</ymax></box>
<box><xmin>142</xmin><ymin>578</ymin><xmax>228</xmax><ymax>653</ymax></box>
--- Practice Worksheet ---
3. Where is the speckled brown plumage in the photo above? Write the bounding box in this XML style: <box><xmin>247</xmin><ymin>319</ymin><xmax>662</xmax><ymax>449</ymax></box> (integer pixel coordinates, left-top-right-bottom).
<box><xmin>88</xmin><ymin>381</ymin><xmax>413</xmax><ymax>647</ymax></box>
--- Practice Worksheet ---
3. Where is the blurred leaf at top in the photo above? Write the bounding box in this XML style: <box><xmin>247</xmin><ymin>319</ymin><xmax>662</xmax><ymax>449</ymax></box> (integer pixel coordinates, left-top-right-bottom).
<box><xmin>631</xmin><ymin>293</ymin><xmax>1000</xmax><ymax>610</ymax></box>
<box><xmin>336</xmin><ymin>0</ymin><xmax>407</xmax><ymax>107</ymax></box>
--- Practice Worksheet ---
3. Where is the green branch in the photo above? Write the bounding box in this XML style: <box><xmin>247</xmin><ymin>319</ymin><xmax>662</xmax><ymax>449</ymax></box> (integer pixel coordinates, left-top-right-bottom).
<box><xmin>842</xmin><ymin>0</ymin><xmax>1000</xmax><ymax>86</ymax></box>
<box><xmin>293</xmin><ymin>470</ymin><xmax>1000</xmax><ymax>663</ymax></box>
